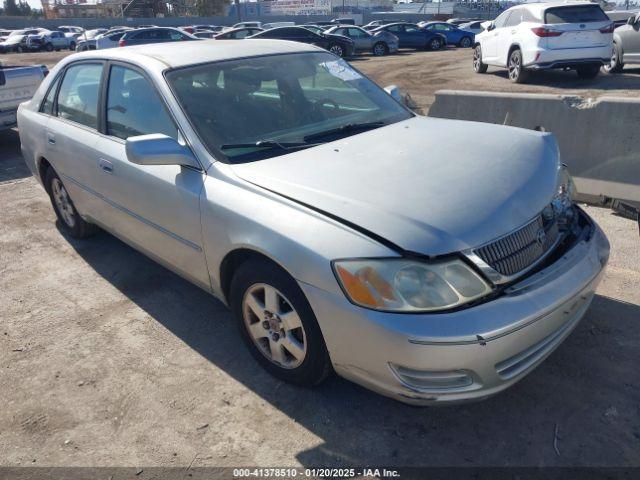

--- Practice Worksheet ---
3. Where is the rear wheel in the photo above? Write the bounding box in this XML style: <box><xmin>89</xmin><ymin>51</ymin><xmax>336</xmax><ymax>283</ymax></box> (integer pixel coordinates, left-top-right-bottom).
<box><xmin>372</xmin><ymin>41</ymin><xmax>388</xmax><ymax>56</ymax></box>
<box><xmin>328</xmin><ymin>43</ymin><xmax>344</xmax><ymax>57</ymax></box>
<box><xmin>44</xmin><ymin>43</ymin><xmax>54</xmax><ymax>52</ymax></box>
<box><xmin>459</xmin><ymin>36</ymin><xmax>472</xmax><ymax>48</ymax></box>
<box><xmin>508</xmin><ymin>48</ymin><xmax>527</xmax><ymax>83</ymax></box>
<box><xmin>428</xmin><ymin>37</ymin><xmax>442</xmax><ymax>50</ymax></box>
<box><xmin>576</xmin><ymin>64</ymin><xmax>600</xmax><ymax>79</ymax></box>
<box><xmin>16</xmin><ymin>45</ymin><xmax>24</xmax><ymax>53</ymax></box>
<box><xmin>230</xmin><ymin>259</ymin><xmax>331</xmax><ymax>386</ymax></box>
<box><xmin>603</xmin><ymin>43</ymin><xmax>623</xmax><ymax>74</ymax></box>
<box><xmin>44</xmin><ymin>167</ymin><xmax>98</xmax><ymax>239</ymax></box>
<box><xmin>69</xmin><ymin>42</ymin><xmax>75</xmax><ymax>51</ymax></box>
<box><xmin>473</xmin><ymin>45</ymin><xmax>488</xmax><ymax>73</ymax></box>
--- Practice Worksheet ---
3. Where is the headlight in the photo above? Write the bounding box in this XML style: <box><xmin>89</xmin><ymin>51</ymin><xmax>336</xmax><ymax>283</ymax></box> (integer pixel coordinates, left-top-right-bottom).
<box><xmin>333</xmin><ymin>258</ymin><xmax>492</xmax><ymax>312</ymax></box>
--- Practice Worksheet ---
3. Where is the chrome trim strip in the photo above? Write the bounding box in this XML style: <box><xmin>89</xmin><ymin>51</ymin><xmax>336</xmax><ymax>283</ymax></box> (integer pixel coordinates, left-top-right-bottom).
<box><xmin>60</xmin><ymin>173</ymin><xmax>202</xmax><ymax>252</ymax></box>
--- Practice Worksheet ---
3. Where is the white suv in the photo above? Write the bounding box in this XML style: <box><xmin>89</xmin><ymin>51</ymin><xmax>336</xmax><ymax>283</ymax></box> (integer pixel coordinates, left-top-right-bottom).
<box><xmin>473</xmin><ymin>2</ymin><xmax>614</xmax><ymax>82</ymax></box>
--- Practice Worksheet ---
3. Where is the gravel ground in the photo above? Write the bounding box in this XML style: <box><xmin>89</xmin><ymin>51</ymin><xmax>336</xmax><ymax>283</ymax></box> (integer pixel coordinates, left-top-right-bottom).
<box><xmin>0</xmin><ymin>48</ymin><xmax>639</xmax><ymax>468</ymax></box>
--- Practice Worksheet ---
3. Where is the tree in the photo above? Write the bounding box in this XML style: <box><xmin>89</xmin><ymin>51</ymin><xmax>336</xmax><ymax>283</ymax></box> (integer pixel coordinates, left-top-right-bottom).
<box><xmin>3</xmin><ymin>0</ymin><xmax>20</xmax><ymax>16</ymax></box>
<box><xmin>195</xmin><ymin>0</ymin><xmax>229</xmax><ymax>16</ymax></box>
<box><xmin>18</xmin><ymin>0</ymin><xmax>30</xmax><ymax>16</ymax></box>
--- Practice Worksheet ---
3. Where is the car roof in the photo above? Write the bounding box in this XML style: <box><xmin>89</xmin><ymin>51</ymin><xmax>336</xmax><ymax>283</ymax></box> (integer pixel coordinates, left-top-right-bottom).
<box><xmin>68</xmin><ymin>39</ymin><xmax>320</xmax><ymax>69</ymax></box>
<box><xmin>514</xmin><ymin>1</ymin><xmax>597</xmax><ymax>15</ymax></box>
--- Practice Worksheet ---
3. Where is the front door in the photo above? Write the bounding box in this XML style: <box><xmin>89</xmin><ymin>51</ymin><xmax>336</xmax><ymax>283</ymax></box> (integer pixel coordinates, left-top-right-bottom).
<box><xmin>92</xmin><ymin>63</ymin><xmax>210</xmax><ymax>288</ymax></box>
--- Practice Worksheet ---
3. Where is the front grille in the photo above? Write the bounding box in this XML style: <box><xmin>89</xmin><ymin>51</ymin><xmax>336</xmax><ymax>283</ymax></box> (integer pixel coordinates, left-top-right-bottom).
<box><xmin>475</xmin><ymin>214</ymin><xmax>559</xmax><ymax>277</ymax></box>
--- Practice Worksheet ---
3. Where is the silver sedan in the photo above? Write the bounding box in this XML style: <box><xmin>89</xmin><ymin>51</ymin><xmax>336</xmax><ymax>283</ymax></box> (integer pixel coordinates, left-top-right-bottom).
<box><xmin>325</xmin><ymin>25</ymin><xmax>399</xmax><ymax>55</ymax></box>
<box><xmin>18</xmin><ymin>40</ymin><xmax>609</xmax><ymax>404</ymax></box>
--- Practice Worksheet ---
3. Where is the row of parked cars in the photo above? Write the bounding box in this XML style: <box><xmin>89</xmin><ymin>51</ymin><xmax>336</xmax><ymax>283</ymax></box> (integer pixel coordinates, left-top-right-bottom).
<box><xmin>0</xmin><ymin>18</ymin><xmax>479</xmax><ymax>58</ymax></box>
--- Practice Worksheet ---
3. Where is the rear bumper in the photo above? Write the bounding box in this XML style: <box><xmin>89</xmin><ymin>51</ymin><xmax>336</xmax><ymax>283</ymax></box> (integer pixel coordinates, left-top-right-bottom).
<box><xmin>525</xmin><ymin>45</ymin><xmax>612</xmax><ymax>69</ymax></box>
<box><xmin>303</xmin><ymin>210</ymin><xmax>609</xmax><ymax>405</ymax></box>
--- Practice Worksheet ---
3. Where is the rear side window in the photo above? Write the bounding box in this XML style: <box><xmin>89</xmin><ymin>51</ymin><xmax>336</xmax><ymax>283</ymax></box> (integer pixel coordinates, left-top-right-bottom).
<box><xmin>505</xmin><ymin>10</ymin><xmax>522</xmax><ymax>27</ymax></box>
<box><xmin>106</xmin><ymin>65</ymin><xmax>178</xmax><ymax>140</ymax></box>
<box><xmin>545</xmin><ymin>6</ymin><xmax>608</xmax><ymax>24</ymax></box>
<box><xmin>40</xmin><ymin>75</ymin><xmax>62</xmax><ymax>115</ymax></box>
<box><xmin>56</xmin><ymin>63</ymin><xmax>103</xmax><ymax>129</ymax></box>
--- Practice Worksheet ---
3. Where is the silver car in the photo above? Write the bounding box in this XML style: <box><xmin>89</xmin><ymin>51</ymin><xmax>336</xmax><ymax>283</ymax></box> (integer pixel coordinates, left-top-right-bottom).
<box><xmin>326</xmin><ymin>25</ymin><xmax>399</xmax><ymax>55</ymax></box>
<box><xmin>18</xmin><ymin>41</ymin><xmax>609</xmax><ymax>405</ymax></box>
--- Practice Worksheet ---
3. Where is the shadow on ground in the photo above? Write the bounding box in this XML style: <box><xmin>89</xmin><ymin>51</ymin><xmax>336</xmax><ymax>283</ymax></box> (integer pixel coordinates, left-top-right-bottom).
<box><xmin>490</xmin><ymin>67</ymin><xmax>640</xmax><ymax>90</ymax></box>
<box><xmin>0</xmin><ymin>129</ymin><xmax>31</xmax><ymax>183</ymax></box>
<box><xmin>62</xmin><ymin>227</ymin><xmax>640</xmax><ymax>467</ymax></box>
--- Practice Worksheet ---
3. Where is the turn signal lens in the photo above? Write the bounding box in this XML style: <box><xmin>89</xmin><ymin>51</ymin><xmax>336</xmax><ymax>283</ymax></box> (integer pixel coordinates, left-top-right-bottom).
<box><xmin>599</xmin><ymin>24</ymin><xmax>615</xmax><ymax>34</ymax></box>
<box><xmin>531</xmin><ymin>27</ymin><xmax>563</xmax><ymax>37</ymax></box>
<box><xmin>333</xmin><ymin>258</ymin><xmax>492</xmax><ymax>312</ymax></box>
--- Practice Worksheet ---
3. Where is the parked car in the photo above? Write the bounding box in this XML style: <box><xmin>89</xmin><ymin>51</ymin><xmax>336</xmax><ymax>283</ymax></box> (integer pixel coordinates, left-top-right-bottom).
<box><xmin>249</xmin><ymin>26</ymin><xmax>355</xmax><ymax>57</ymax></box>
<box><xmin>0</xmin><ymin>34</ymin><xmax>41</xmax><ymax>53</ymax></box>
<box><xmin>56</xmin><ymin>26</ymin><xmax>84</xmax><ymax>38</ymax></box>
<box><xmin>473</xmin><ymin>2</ymin><xmax>614</xmax><ymax>82</ymax></box>
<box><xmin>118</xmin><ymin>27</ymin><xmax>196</xmax><ymax>47</ymax></box>
<box><xmin>0</xmin><ymin>30</ymin><xmax>13</xmax><ymax>42</ymax></box>
<box><xmin>188</xmin><ymin>24</ymin><xmax>224</xmax><ymax>32</ymax></box>
<box><xmin>193</xmin><ymin>30</ymin><xmax>217</xmax><ymax>39</ymax></box>
<box><xmin>605</xmin><ymin>12</ymin><xmax>640</xmax><ymax>73</ymax></box>
<box><xmin>214</xmin><ymin>27</ymin><xmax>264</xmax><ymax>40</ymax></box>
<box><xmin>17</xmin><ymin>41</ymin><xmax>609</xmax><ymax>405</ymax></box>
<box><xmin>233</xmin><ymin>21</ymin><xmax>262</xmax><ymax>29</ymax></box>
<box><xmin>419</xmin><ymin>21</ymin><xmax>475</xmax><ymax>48</ymax></box>
<box><xmin>262</xmin><ymin>22</ymin><xmax>296</xmax><ymax>30</ymax></box>
<box><xmin>332</xmin><ymin>18</ymin><xmax>356</xmax><ymax>25</ymax></box>
<box><xmin>458</xmin><ymin>20</ymin><xmax>485</xmax><ymax>35</ymax></box>
<box><xmin>300</xmin><ymin>25</ymin><xmax>326</xmax><ymax>35</ymax></box>
<box><xmin>372</xmin><ymin>23</ymin><xmax>446</xmax><ymax>50</ymax></box>
<box><xmin>363</xmin><ymin>20</ymin><xmax>401</xmax><ymax>31</ymax></box>
<box><xmin>0</xmin><ymin>63</ymin><xmax>47</xmax><ymax>131</ymax></box>
<box><xmin>447</xmin><ymin>18</ymin><xmax>482</xmax><ymax>26</ymax></box>
<box><xmin>326</xmin><ymin>25</ymin><xmax>399</xmax><ymax>56</ymax></box>
<box><xmin>95</xmin><ymin>30</ymin><xmax>131</xmax><ymax>50</ymax></box>
<box><xmin>40</xmin><ymin>30</ymin><xmax>77</xmax><ymax>51</ymax></box>
<box><xmin>75</xmin><ymin>29</ymin><xmax>109</xmax><ymax>51</ymax></box>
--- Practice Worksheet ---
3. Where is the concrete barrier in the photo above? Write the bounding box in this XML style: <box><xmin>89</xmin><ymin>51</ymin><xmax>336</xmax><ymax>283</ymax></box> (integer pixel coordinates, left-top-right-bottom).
<box><xmin>428</xmin><ymin>90</ymin><xmax>640</xmax><ymax>210</ymax></box>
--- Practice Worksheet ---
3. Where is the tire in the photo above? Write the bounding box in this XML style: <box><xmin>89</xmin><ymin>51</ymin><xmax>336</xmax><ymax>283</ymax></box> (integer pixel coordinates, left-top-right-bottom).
<box><xmin>45</xmin><ymin>43</ymin><xmax>54</xmax><ymax>52</ymax></box>
<box><xmin>603</xmin><ymin>43</ymin><xmax>623</xmax><ymax>74</ymax></box>
<box><xmin>459</xmin><ymin>36</ymin><xmax>472</xmax><ymax>48</ymax></box>
<box><xmin>428</xmin><ymin>37</ymin><xmax>442</xmax><ymax>50</ymax></box>
<box><xmin>473</xmin><ymin>44</ymin><xmax>488</xmax><ymax>73</ymax></box>
<box><xmin>328</xmin><ymin>43</ymin><xmax>344</xmax><ymax>57</ymax></box>
<box><xmin>69</xmin><ymin>42</ymin><xmax>75</xmax><ymax>51</ymax></box>
<box><xmin>44</xmin><ymin>167</ymin><xmax>98</xmax><ymax>239</ymax></box>
<box><xmin>230</xmin><ymin>259</ymin><xmax>332</xmax><ymax>387</ymax></box>
<box><xmin>508</xmin><ymin>48</ymin><xmax>527</xmax><ymax>83</ymax></box>
<box><xmin>576</xmin><ymin>64</ymin><xmax>600</xmax><ymax>79</ymax></box>
<box><xmin>372</xmin><ymin>41</ymin><xmax>388</xmax><ymax>56</ymax></box>
<box><xmin>16</xmin><ymin>45</ymin><xmax>24</xmax><ymax>53</ymax></box>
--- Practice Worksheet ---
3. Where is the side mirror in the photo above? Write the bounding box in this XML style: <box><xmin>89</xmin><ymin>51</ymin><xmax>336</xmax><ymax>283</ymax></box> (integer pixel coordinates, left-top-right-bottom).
<box><xmin>125</xmin><ymin>134</ymin><xmax>200</xmax><ymax>169</ymax></box>
<box><xmin>627</xmin><ymin>16</ymin><xmax>634</xmax><ymax>25</ymax></box>
<box><xmin>483</xmin><ymin>21</ymin><xmax>494</xmax><ymax>31</ymax></box>
<box><xmin>384</xmin><ymin>84</ymin><xmax>403</xmax><ymax>103</ymax></box>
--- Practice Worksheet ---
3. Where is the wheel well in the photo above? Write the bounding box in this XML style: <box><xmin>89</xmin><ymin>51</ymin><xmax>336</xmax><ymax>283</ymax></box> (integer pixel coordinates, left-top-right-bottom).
<box><xmin>219</xmin><ymin>248</ymin><xmax>286</xmax><ymax>304</ymax></box>
<box><xmin>508</xmin><ymin>44</ymin><xmax>521</xmax><ymax>57</ymax></box>
<box><xmin>38</xmin><ymin>157</ymin><xmax>52</xmax><ymax>190</ymax></box>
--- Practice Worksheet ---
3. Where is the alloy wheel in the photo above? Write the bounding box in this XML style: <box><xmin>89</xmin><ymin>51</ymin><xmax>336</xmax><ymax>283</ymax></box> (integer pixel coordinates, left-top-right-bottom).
<box><xmin>329</xmin><ymin>44</ymin><xmax>344</xmax><ymax>57</ymax></box>
<box><xmin>473</xmin><ymin>47</ymin><xmax>481</xmax><ymax>70</ymax></box>
<box><xmin>51</xmin><ymin>178</ymin><xmax>76</xmax><ymax>228</ymax></box>
<box><xmin>373</xmin><ymin>43</ymin><xmax>386</xmax><ymax>56</ymax></box>
<box><xmin>430</xmin><ymin>38</ymin><xmax>441</xmax><ymax>50</ymax></box>
<box><xmin>461</xmin><ymin>37</ymin><xmax>471</xmax><ymax>48</ymax></box>
<box><xmin>242</xmin><ymin>283</ymin><xmax>307</xmax><ymax>369</ymax></box>
<box><xmin>508</xmin><ymin>51</ymin><xmax>521</xmax><ymax>81</ymax></box>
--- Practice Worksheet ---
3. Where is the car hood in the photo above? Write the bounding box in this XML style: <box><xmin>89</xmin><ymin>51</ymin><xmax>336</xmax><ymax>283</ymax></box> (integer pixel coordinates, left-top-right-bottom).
<box><xmin>230</xmin><ymin>116</ymin><xmax>560</xmax><ymax>256</ymax></box>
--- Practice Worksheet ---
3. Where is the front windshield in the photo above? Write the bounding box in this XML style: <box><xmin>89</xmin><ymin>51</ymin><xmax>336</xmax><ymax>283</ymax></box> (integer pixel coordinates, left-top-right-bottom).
<box><xmin>166</xmin><ymin>52</ymin><xmax>412</xmax><ymax>163</ymax></box>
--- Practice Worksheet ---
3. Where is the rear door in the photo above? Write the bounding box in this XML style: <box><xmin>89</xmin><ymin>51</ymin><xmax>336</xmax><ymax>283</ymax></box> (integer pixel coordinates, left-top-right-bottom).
<box><xmin>43</xmin><ymin>61</ymin><xmax>105</xmax><ymax>218</ymax></box>
<box><xmin>483</xmin><ymin>10</ymin><xmax>512</xmax><ymax>61</ymax></box>
<box><xmin>348</xmin><ymin>27</ymin><xmax>372</xmax><ymax>51</ymax></box>
<box><xmin>619</xmin><ymin>14</ymin><xmax>640</xmax><ymax>62</ymax></box>
<box><xmin>403</xmin><ymin>24</ymin><xmax>425</xmax><ymax>47</ymax></box>
<box><xmin>542</xmin><ymin>4</ymin><xmax>611</xmax><ymax>50</ymax></box>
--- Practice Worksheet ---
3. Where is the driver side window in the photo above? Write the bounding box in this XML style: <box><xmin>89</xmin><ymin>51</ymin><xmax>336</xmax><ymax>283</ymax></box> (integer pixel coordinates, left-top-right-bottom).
<box><xmin>494</xmin><ymin>11</ymin><xmax>512</xmax><ymax>29</ymax></box>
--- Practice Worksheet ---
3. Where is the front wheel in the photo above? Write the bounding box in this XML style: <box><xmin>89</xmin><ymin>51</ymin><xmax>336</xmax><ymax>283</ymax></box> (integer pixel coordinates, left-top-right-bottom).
<box><xmin>372</xmin><ymin>41</ymin><xmax>388</xmax><ymax>56</ymax></box>
<box><xmin>230</xmin><ymin>259</ymin><xmax>331</xmax><ymax>387</ymax></box>
<box><xmin>459</xmin><ymin>36</ymin><xmax>472</xmax><ymax>48</ymax></box>
<box><xmin>45</xmin><ymin>167</ymin><xmax>98</xmax><ymax>239</ymax></box>
<box><xmin>16</xmin><ymin>45</ymin><xmax>24</xmax><ymax>53</ymax></box>
<box><xmin>576</xmin><ymin>64</ymin><xmax>600</xmax><ymax>79</ymax></box>
<box><xmin>508</xmin><ymin>48</ymin><xmax>527</xmax><ymax>83</ymax></box>
<box><xmin>603</xmin><ymin>44</ymin><xmax>623</xmax><ymax>74</ymax></box>
<box><xmin>44</xmin><ymin>43</ymin><xmax>54</xmax><ymax>52</ymax></box>
<box><xmin>428</xmin><ymin>37</ymin><xmax>442</xmax><ymax>51</ymax></box>
<box><xmin>328</xmin><ymin>43</ymin><xmax>344</xmax><ymax>57</ymax></box>
<box><xmin>473</xmin><ymin>45</ymin><xmax>488</xmax><ymax>73</ymax></box>
<box><xmin>69</xmin><ymin>42</ymin><xmax>76</xmax><ymax>51</ymax></box>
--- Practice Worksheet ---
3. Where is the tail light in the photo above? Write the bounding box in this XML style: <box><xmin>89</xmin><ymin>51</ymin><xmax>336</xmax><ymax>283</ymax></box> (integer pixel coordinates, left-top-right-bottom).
<box><xmin>599</xmin><ymin>23</ymin><xmax>615</xmax><ymax>34</ymax></box>
<box><xmin>118</xmin><ymin>39</ymin><xmax>125</xmax><ymax>47</ymax></box>
<box><xmin>531</xmin><ymin>27</ymin><xmax>563</xmax><ymax>37</ymax></box>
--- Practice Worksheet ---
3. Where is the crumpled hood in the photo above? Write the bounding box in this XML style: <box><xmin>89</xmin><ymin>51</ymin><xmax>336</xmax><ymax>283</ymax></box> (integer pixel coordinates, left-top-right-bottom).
<box><xmin>230</xmin><ymin>116</ymin><xmax>560</xmax><ymax>255</ymax></box>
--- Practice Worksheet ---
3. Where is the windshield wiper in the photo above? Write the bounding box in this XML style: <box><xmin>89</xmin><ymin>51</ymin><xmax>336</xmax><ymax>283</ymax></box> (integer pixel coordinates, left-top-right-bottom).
<box><xmin>220</xmin><ymin>140</ymin><xmax>316</xmax><ymax>151</ymax></box>
<box><xmin>303</xmin><ymin>121</ymin><xmax>386</xmax><ymax>143</ymax></box>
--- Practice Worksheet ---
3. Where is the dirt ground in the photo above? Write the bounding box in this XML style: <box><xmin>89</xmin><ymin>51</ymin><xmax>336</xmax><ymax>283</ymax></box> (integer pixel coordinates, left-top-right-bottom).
<box><xmin>1</xmin><ymin>48</ymin><xmax>639</xmax><ymax>469</ymax></box>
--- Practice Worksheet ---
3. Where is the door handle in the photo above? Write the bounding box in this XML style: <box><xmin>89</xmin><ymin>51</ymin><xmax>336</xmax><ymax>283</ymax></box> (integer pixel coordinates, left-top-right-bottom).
<box><xmin>47</xmin><ymin>132</ymin><xmax>55</xmax><ymax>145</ymax></box>
<box><xmin>98</xmin><ymin>158</ymin><xmax>113</xmax><ymax>174</ymax></box>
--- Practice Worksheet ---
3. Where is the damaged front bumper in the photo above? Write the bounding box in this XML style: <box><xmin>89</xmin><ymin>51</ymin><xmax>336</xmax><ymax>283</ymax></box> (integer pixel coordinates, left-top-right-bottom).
<box><xmin>302</xmin><ymin>209</ymin><xmax>610</xmax><ymax>405</ymax></box>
